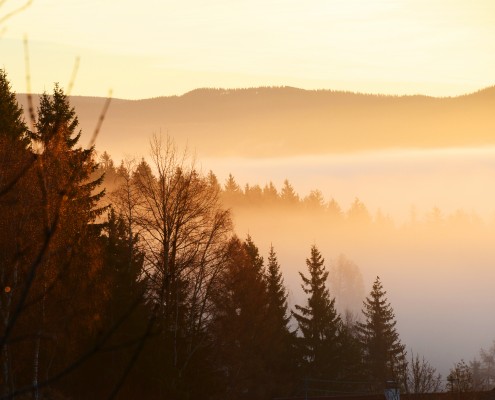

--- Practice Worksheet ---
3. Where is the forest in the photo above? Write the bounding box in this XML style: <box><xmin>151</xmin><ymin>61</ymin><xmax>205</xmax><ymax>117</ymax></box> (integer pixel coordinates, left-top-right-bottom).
<box><xmin>1</xmin><ymin>70</ymin><xmax>495</xmax><ymax>400</ymax></box>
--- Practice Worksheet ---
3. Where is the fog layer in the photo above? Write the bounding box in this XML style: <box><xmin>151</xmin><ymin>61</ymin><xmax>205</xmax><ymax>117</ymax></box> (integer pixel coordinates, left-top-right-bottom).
<box><xmin>203</xmin><ymin>149</ymin><xmax>495</xmax><ymax>379</ymax></box>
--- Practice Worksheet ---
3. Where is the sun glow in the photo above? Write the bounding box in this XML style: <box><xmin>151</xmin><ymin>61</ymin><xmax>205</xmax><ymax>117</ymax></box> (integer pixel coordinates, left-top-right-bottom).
<box><xmin>2</xmin><ymin>0</ymin><xmax>495</xmax><ymax>98</ymax></box>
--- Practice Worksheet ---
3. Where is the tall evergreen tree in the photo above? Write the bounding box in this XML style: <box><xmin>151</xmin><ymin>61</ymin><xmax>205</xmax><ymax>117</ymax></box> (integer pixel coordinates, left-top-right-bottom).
<box><xmin>357</xmin><ymin>276</ymin><xmax>406</xmax><ymax>390</ymax></box>
<box><xmin>26</xmin><ymin>84</ymin><xmax>107</xmax><ymax>396</ymax></box>
<box><xmin>280</xmin><ymin>179</ymin><xmax>299</xmax><ymax>205</ymax></box>
<box><xmin>263</xmin><ymin>245</ymin><xmax>298</xmax><ymax>397</ymax></box>
<box><xmin>0</xmin><ymin>69</ymin><xmax>34</xmax><ymax>397</ymax></box>
<box><xmin>74</xmin><ymin>208</ymin><xmax>151</xmax><ymax>398</ymax></box>
<box><xmin>0</xmin><ymin>81</ymin><xmax>109</xmax><ymax>398</ymax></box>
<box><xmin>337</xmin><ymin>315</ymin><xmax>365</xmax><ymax>382</ymax></box>
<box><xmin>265</xmin><ymin>245</ymin><xmax>290</xmax><ymax>332</ymax></box>
<box><xmin>0</xmin><ymin>69</ymin><xmax>30</xmax><ymax>147</ymax></box>
<box><xmin>0</xmin><ymin>69</ymin><xmax>32</xmax><ymax>195</ymax></box>
<box><xmin>244</xmin><ymin>234</ymin><xmax>264</xmax><ymax>277</ymax></box>
<box><xmin>293</xmin><ymin>245</ymin><xmax>341</xmax><ymax>379</ymax></box>
<box><xmin>210</xmin><ymin>236</ymin><xmax>270</xmax><ymax>399</ymax></box>
<box><xmin>262</xmin><ymin>181</ymin><xmax>279</xmax><ymax>205</ymax></box>
<box><xmin>222</xmin><ymin>173</ymin><xmax>243</xmax><ymax>205</ymax></box>
<box><xmin>33</xmin><ymin>83</ymin><xmax>106</xmax><ymax>229</ymax></box>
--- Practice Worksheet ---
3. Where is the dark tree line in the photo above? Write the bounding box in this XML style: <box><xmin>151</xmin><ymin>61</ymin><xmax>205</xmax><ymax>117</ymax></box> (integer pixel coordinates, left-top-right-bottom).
<box><xmin>1</xmin><ymin>69</ymin><xmax>443</xmax><ymax>399</ymax></box>
<box><xmin>218</xmin><ymin>173</ymin><xmax>486</xmax><ymax>231</ymax></box>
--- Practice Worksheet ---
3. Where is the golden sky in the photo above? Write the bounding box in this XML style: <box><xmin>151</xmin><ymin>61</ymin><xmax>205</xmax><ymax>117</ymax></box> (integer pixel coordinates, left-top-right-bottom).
<box><xmin>1</xmin><ymin>0</ymin><xmax>495</xmax><ymax>98</ymax></box>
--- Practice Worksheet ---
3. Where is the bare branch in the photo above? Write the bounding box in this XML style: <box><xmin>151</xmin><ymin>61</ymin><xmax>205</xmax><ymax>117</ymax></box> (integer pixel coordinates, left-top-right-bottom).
<box><xmin>0</xmin><ymin>0</ymin><xmax>32</xmax><ymax>25</ymax></box>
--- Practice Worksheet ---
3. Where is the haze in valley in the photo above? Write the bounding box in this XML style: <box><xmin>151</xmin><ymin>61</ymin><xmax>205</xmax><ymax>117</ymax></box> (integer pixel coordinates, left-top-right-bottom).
<box><xmin>16</xmin><ymin>88</ymin><xmax>495</xmax><ymax>379</ymax></box>
<box><xmin>5</xmin><ymin>0</ymin><xmax>495</xmax><ymax>387</ymax></box>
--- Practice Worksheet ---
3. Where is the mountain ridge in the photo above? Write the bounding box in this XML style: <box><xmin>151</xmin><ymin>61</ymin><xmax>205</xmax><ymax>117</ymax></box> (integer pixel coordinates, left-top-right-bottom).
<box><xmin>17</xmin><ymin>84</ymin><xmax>495</xmax><ymax>101</ymax></box>
<box><xmin>16</xmin><ymin>85</ymin><xmax>495</xmax><ymax>159</ymax></box>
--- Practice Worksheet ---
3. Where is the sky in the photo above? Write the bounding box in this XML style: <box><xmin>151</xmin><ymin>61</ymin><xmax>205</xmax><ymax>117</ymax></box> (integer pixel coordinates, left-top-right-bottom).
<box><xmin>1</xmin><ymin>0</ymin><xmax>495</xmax><ymax>99</ymax></box>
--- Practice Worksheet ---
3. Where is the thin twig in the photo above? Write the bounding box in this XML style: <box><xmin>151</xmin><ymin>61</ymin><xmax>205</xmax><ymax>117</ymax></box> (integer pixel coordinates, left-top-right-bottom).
<box><xmin>66</xmin><ymin>56</ymin><xmax>80</xmax><ymax>96</ymax></box>
<box><xmin>88</xmin><ymin>90</ymin><xmax>112</xmax><ymax>149</ymax></box>
<box><xmin>23</xmin><ymin>35</ymin><xmax>36</xmax><ymax>133</ymax></box>
<box><xmin>0</xmin><ymin>0</ymin><xmax>32</xmax><ymax>25</ymax></box>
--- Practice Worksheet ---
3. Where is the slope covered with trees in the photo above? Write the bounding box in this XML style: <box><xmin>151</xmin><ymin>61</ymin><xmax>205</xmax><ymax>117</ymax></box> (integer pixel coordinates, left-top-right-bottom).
<box><xmin>3</xmin><ymin>69</ymin><xmax>488</xmax><ymax>399</ymax></box>
<box><xmin>16</xmin><ymin>85</ymin><xmax>495</xmax><ymax>159</ymax></box>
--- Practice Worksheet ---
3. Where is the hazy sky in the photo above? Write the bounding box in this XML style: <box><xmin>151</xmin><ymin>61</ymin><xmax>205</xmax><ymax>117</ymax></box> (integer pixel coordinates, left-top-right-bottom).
<box><xmin>2</xmin><ymin>0</ymin><xmax>495</xmax><ymax>98</ymax></box>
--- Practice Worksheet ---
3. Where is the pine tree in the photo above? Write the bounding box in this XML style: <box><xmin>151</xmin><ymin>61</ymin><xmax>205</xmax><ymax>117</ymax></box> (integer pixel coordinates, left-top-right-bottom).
<box><xmin>0</xmin><ymin>69</ymin><xmax>32</xmax><ymax>194</ymax></box>
<box><xmin>74</xmin><ymin>208</ymin><xmax>150</xmax><ymax>398</ymax></box>
<box><xmin>0</xmin><ymin>69</ymin><xmax>29</xmax><ymax>147</ymax></box>
<box><xmin>303</xmin><ymin>189</ymin><xmax>325</xmax><ymax>212</ymax></box>
<box><xmin>265</xmin><ymin>245</ymin><xmax>290</xmax><ymax>332</ymax></box>
<box><xmin>280</xmin><ymin>179</ymin><xmax>299</xmax><ymax>205</ymax></box>
<box><xmin>337</xmin><ymin>315</ymin><xmax>365</xmax><ymax>382</ymax></box>
<box><xmin>244</xmin><ymin>234</ymin><xmax>264</xmax><ymax>277</ymax></box>
<box><xmin>222</xmin><ymin>173</ymin><xmax>243</xmax><ymax>205</ymax></box>
<box><xmin>0</xmin><ymin>69</ymin><xmax>34</xmax><ymax>396</ymax></box>
<box><xmin>101</xmin><ymin>209</ymin><xmax>146</xmax><ymax>313</ymax></box>
<box><xmin>33</xmin><ymin>83</ymin><xmax>106</xmax><ymax>229</ymax></box>
<box><xmin>25</xmin><ymin>84</ymin><xmax>107</xmax><ymax>396</ymax></box>
<box><xmin>347</xmin><ymin>197</ymin><xmax>371</xmax><ymax>225</ymax></box>
<box><xmin>207</xmin><ymin>170</ymin><xmax>221</xmax><ymax>193</ymax></box>
<box><xmin>210</xmin><ymin>236</ymin><xmax>270</xmax><ymax>399</ymax></box>
<box><xmin>0</xmin><ymin>82</ymin><xmax>109</xmax><ymax>398</ymax></box>
<box><xmin>357</xmin><ymin>276</ymin><xmax>406</xmax><ymax>390</ymax></box>
<box><xmin>262</xmin><ymin>181</ymin><xmax>279</xmax><ymax>205</ymax></box>
<box><xmin>224</xmin><ymin>173</ymin><xmax>241</xmax><ymax>194</ymax></box>
<box><xmin>293</xmin><ymin>245</ymin><xmax>341</xmax><ymax>378</ymax></box>
<box><xmin>264</xmin><ymin>245</ymin><xmax>297</xmax><ymax>397</ymax></box>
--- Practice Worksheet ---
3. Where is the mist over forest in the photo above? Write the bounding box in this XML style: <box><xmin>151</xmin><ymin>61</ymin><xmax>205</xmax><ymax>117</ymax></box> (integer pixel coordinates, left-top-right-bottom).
<box><xmin>96</xmin><ymin>157</ymin><xmax>495</xmax><ymax>380</ymax></box>
<box><xmin>4</xmin><ymin>0</ymin><xmax>495</xmax><ymax>398</ymax></box>
<box><xmin>3</xmin><ymin>79</ymin><xmax>495</xmax><ymax>398</ymax></box>
<box><xmin>82</xmin><ymin>84</ymin><xmax>495</xmax><ymax>380</ymax></box>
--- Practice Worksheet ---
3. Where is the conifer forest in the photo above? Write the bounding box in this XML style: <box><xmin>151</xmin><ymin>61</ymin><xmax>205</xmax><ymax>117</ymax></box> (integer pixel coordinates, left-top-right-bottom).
<box><xmin>3</xmin><ymin>69</ymin><xmax>495</xmax><ymax>399</ymax></box>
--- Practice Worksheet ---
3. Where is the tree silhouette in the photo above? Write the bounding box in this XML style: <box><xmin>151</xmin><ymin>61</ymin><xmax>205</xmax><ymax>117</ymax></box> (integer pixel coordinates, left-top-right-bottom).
<box><xmin>357</xmin><ymin>276</ymin><xmax>406</xmax><ymax>390</ymax></box>
<box><xmin>210</xmin><ymin>236</ymin><xmax>270</xmax><ymax>399</ymax></box>
<box><xmin>293</xmin><ymin>245</ymin><xmax>341</xmax><ymax>379</ymax></box>
<box><xmin>264</xmin><ymin>245</ymin><xmax>297</xmax><ymax>397</ymax></box>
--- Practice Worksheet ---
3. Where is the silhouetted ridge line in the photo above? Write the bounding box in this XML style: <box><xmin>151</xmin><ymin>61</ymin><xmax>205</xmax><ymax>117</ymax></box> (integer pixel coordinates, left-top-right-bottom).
<box><xmin>16</xmin><ymin>85</ymin><xmax>495</xmax><ymax>158</ymax></box>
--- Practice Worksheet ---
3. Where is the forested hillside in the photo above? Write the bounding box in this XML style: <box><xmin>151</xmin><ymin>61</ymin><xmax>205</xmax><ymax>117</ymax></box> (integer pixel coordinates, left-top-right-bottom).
<box><xmin>16</xmin><ymin>86</ymin><xmax>495</xmax><ymax>160</ymax></box>
<box><xmin>2</xmin><ymin>71</ymin><xmax>471</xmax><ymax>399</ymax></box>
<box><xmin>4</xmin><ymin>70</ymin><xmax>495</xmax><ymax>398</ymax></box>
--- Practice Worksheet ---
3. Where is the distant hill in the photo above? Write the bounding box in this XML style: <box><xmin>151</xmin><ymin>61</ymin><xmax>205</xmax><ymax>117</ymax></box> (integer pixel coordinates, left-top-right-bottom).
<box><xmin>16</xmin><ymin>86</ymin><xmax>495</xmax><ymax>159</ymax></box>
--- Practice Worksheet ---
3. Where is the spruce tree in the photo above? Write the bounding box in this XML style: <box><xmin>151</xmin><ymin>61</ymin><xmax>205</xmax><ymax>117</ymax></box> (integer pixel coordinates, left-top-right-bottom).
<box><xmin>244</xmin><ymin>234</ymin><xmax>264</xmax><ymax>277</ymax></box>
<box><xmin>33</xmin><ymin>83</ymin><xmax>106</xmax><ymax>227</ymax></box>
<box><xmin>293</xmin><ymin>245</ymin><xmax>341</xmax><ymax>378</ymax></box>
<box><xmin>75</xmin><ymin>208</ymin><xmax>150</xmax><ymax>398</ymax></box>
<box><xmin>210</xmin><ymin>236</ymin><xmax>270</xmax><ymax>399</ymax></box>
<box><xmin>262</xmin><ymin>181</ymin><xmax>279</xmax><ymax>205</ymax></box>
<box><xmin>222</xmin><ymin>173</ymin><xmax>243</xmax><ymax>205</ymax></box>
<box><xmin>0</xmin><ymin>69</ymin><xmax>33</xmax><ymax>396</ymax></box>
<box><xmin>264</xmin><ymin>245</ymin><xmax>297</xmax><ymax>397</ymax></box>
<box><xmin>280</xmin><ymin>179</ymin><xmax>299</xmax><ymax>205</ymax></box>
<box><xmin>0</xmin><ymin>82</ymin><xmax>109</xmax><ymax>398</ymax></box>
<box><xmin>0</xmin><ymin>69</ymin><xmax>32</xmax><ymax>194</ymax></box>
<box><xmin>27</xmin><ymin>84</ymin><xmax>107</xmax><ymax>396</ymax></box>
<box><xmin>265</xmin><ymin>245</ymin><xmax>290</xmax><ymax>331</ymax></box>
<box><xmin>0</xmin><ymin>69</ymin><xmax>29</xmax><ymax>146</ymax></box>
<box><xmin>357</xmin><ymin>276</ymin><xmax>406</xmax><ymax>390</ymax></box>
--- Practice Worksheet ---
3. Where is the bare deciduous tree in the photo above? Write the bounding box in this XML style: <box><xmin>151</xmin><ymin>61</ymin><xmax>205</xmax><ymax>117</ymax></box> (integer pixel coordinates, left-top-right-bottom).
<box><xmin>405</xmin><ymin>351</ymin><xmax>443</xmax><ymax>393</ymax></box>
<box><xmin>129</xmin><ymin>135</ymin><xmax>232</xmax><ymax>390</ymax></box>
<box><xmin>447</xmin><ymin>360</ymin><xmax>474</xmax><ymax>393</ymax></box>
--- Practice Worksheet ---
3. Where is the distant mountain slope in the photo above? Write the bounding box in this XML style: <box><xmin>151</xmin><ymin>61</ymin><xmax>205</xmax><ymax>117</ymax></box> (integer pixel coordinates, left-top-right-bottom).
<box><xmin>17</xmin><ymin>86</ymin><xmax>495</xmax><ymax>159</ymax></box>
